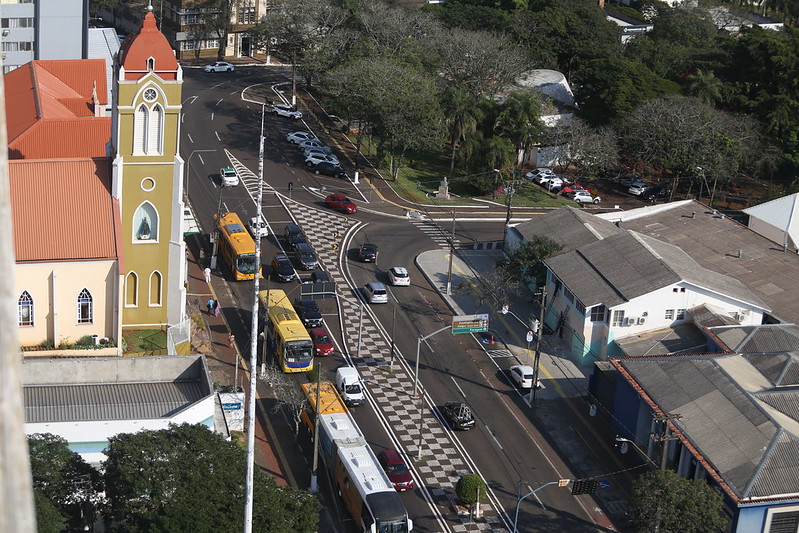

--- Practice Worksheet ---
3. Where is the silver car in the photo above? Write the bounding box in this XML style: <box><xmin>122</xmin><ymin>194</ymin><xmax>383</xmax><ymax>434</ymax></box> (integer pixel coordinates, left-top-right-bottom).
<box><xmin>628</xmin><ymin>181</ymin><xmax>651</xmax><ymax>196</ymax></box>
<box><xmin>363</xmin><ymin>282</ymin><xmax>388</xmax><ymax>304</ymax></box>
<box><xmin>272</xmin><ymin>104</ymin><xmax>302</xmax><ymax>120</ymax></box>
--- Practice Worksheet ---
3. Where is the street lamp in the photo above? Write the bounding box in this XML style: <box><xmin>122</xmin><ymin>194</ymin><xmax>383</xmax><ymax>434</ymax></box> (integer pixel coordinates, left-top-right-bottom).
<box><xmin>615</xmin><ymin>437</ymin><xmax>658</xmax><ymax>469</ymax></box>
<box><xmin>184</xmin><ymin>149</ymin><xmax>216</xmax><ymax>203</ymax></box>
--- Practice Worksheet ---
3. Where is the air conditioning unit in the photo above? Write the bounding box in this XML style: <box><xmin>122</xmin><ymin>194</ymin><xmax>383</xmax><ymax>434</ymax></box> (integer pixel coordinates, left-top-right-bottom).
<box><xmin>734</xmin><ymin>310</ymin><xmax>750</xmax><ymax>322</ymax></box>
<box><xmin>637</xmin><ymin>317</ymin><xmax>647</xmax><ymax>325</ymax></box>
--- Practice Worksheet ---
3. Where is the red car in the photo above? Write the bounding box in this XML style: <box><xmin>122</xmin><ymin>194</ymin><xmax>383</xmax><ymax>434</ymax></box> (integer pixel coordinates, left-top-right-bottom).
<box><xmin>377</xmin><ymin>449</ymin><xmax>415</xmax><ymax>491</ymax></box>
<box><xmin>325</xmin><ymin>193</ymin><xmax>357</xmax><ymax>214</ymax></box>
<box><xmin>309</xmin><ymin>327</ymin><xmax>334</xmax><ymax>357</ymax></box>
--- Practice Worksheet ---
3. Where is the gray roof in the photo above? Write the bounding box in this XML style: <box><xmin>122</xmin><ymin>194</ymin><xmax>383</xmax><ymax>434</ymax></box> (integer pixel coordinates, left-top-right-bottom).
<box><xmin>711</xmin><ymin>324</ymin><xmax>799</xmax><ymax>354</ymax></box>
<box><xmin>544</xmin><ymin>230</ymin><xmax>766</xmax><ymax>309</ymax></box>
<box><xmin>618</xmin><ymin>200</ymin><xmax>799</xmax><ymax>323</ymax></box>
<box><xmin>613</xmin><ymin>323</ymin><xmax>710</xmax><ymax>356</ymax></box>
<box><xmin>513</xmin><ymin>207</ymin><xmax>623</xmax><ymax>254</ymax></box>
<box><xmin>25</xmin><ymin>381</ymin><xmax>206</xmax><ymax>422</ymax></box>
<box><xmin>618</xmin><ymin>353</ymin><xmax>799</xmax><ymax>500</ymax></box>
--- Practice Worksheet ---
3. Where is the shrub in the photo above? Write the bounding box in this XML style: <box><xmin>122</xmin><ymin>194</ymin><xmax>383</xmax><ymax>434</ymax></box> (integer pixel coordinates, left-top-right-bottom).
<box><xmin>456</xmin><ymin>473</ymin><xmax>486</xmax><ymax>506</ymax></box>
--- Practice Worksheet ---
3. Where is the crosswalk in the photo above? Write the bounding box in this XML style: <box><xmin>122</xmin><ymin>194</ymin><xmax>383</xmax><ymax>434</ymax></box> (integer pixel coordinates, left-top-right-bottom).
<box><xmin>411</xmin><ymin>219</ymin><xmax>460</xmax><ymax>249</ymax></box>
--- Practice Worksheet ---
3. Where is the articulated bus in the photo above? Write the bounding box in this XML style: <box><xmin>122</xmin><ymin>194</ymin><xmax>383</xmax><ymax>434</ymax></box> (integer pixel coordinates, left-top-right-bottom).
<box><xmin>302</xmin><ymin>383</ymin><xmax>413</xmax><ymax>533</ymax></box>
<box><xmin>216</xmin><ymin>212</ymin><xmax>261</xmax><ymax>281</ymax></box>
<box><xmin>258</xmin><ymin>289</ymin><xmax>314</xmax><ymax>373</ymax></box>
<box><xmin>300</xmin><ymin>381</ymin><xmax>348</xmax><ymax>432</ymax></box>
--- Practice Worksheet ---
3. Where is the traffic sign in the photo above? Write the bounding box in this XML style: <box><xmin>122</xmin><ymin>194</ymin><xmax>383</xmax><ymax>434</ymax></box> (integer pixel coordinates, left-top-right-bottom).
<box><xmin>452</xmin><ymin>313</ymin><xmax>489</xmax><ymax>334</ymax></box>
<box><xmin>526</xmin><ymin>330</ymin><xmax>534</xmax><ymax>343</ymax></box>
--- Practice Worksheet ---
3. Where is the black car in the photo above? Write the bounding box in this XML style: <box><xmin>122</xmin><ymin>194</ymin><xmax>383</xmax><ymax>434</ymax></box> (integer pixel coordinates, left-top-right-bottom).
<box><xmin>440</xmin><ymin>402</ymin><xmax>476</xmax><ymax>431</ymax></box>
<box><xmin>284</xmin><ymin>224</ymin><xmax>306</xmax><ymax>251</ymax></box>
<box><xmin>295</xmin><ymin>299</ymin><xmax>323</xmax><ymax>328</ymax></box>
<box><xmin>271</xmin><ymin>253</ymin><xmax>296</xmax><ymax>282</ymax></box>
<box><xmin>312</xmin><ymin>161</ymin><xmax>346</xmax><ymax>179</ymax></box>
<box><xmin>358</xmin><ymin>243</ymin><xmax>378</xmax><ymax>263</ymax></box>
<box><xmin>311</xmin><ymin>270</ymin><xmax>330</xmax><ymax>283</ymax></box>
<box><xmin>644</xmin><ymin>186</ymin><xmax>670</xmax><ymax>203</ymax></box>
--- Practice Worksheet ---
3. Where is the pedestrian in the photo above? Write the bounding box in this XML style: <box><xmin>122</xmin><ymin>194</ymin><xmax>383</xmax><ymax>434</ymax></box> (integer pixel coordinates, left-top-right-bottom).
<box><xmin>207</xmin><ymin>298</ymin><xmax>214</xmax><ymax>315</ymax></box>
<box><xmin>213</xmin><ymin>300</ymin><xmax>221</xmax><ymax>317</ymax></box>
<box><xmin>227</xmin><ymin>334</ymin><xmax>235</xmax><ymax>349</ymax></box>
<box><xmin>203</xmin><ymin>266</ymin><xmax>211</xmax><ymax>283</ymax></box>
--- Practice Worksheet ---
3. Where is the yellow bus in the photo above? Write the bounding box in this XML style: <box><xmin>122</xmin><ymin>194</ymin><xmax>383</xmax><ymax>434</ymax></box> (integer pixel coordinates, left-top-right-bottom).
<box><xmin>216</xmin><ymin>212</ymin><xmax>261</xmax><ymax>281</ymax></box>
<box><xmin>258</xmin><ymin>289</ymin><xmax>314</xmax><ymax>373</ymax></box>
<box><xmin>300</xmin><ymin>381</ymin><xmax>348</xmax><ymax>433</ymax></box>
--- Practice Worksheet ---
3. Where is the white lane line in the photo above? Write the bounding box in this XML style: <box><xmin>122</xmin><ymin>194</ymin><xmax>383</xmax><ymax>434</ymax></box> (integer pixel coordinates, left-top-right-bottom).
<box><xmin>187</xmin><ymin>133</ymin><xmax>194</xmax><ymax>144</ymax></box>
<box><xmin>211</xmin><ymin>112</ymin><xmax>215</xmax><ymax>121</ymax></box>
<box><xmin>215</xmin><ymin>98</ymin><xmax>223</xmax><ymax>107</ymax></box>
<box><xmin>198</xmin><ymin>154</ymin><xmax>205</xmax><ymax>165</ymax></box>
<box><xmin>182</xmin><ymin>95</ymin><xmax>197</xmax><ymax>105</ymax></box>
<box><xmin>450</xmin><ymin>376</ymin><xmax>466</xmax><ymax>398</ymax></box>
<box><xmin>484</xmin><ymin>425</ymin><xmax>504</xmax><ymax>451</ymax></box>
<box><xmin>215</xmin><ymin>131</ymin><xmax>221</xmax><ymax>141</ymax></box>
<box><xmin>181</xmin><ymin>114</ymin><xmax>185</xmax><ymax>123</ymax></box>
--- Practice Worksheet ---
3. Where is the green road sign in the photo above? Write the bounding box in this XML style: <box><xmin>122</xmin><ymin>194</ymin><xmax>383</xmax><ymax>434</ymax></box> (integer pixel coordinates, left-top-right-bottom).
<box><xmin>452</xmin><ymin>313</ymin><xmax>489</xmax><ymax>334</ymax></box>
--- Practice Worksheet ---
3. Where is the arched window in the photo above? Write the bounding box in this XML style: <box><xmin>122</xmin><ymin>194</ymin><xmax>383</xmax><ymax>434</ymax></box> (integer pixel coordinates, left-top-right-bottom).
<box><xmin>18</xmin><ymin>291</ymin><xmax>33</xmax><ymax>326</ymax></box>
<box><xmin>133</xmin><ymin>201</ymin><xmax>158</xmax><ymax>242</ymax></box>
<box><xmin>77</xmin><ymin>289</ymin><xmax>93</xmax><ymax>324</ymax></box>
<box><xmin>147</xmin><ymin>57</ymin><xmax>155</xmax><ymax>70</ymax></box>
<box><xmin>133</xmin><ymin>103</ymin><xmax>148</xmax><ymax>155</ymax></box>
<box><xmin>147</xmin><ymin>104</ymin><xmax>163</xmax><ymax>155</ymax></box>
<box><xmin>149</xmin><ymin>271</ymin><xmax>162</xmax><ymax>306</ymax></box>
<box><xmin>125</xmin><ymin>272</ymin><xmax>138</xmax><ymax>307</ymax></box>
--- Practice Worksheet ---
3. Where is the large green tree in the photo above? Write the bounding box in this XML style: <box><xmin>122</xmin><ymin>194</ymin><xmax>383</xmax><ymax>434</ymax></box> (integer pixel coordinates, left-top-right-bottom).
<box><xmin>500</xmin><ymin>236</ymin><xmax>563</xmax><ymax>287</ymax></box>
<box><xmin>628</xmin><ymin>470</ymin><xmax>726</xmax><ymax>533</ymax></box>
<box><xmin>104</xmin><ymin>423</ymin><xmax>320</xmax><ymax>533</ymax></box>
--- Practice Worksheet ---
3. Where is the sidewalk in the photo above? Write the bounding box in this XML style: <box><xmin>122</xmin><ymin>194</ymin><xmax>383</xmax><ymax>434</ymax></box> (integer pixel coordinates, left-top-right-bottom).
<box><xmin>416</xmin><ymin>248</ymin><xmax>637</xmax><ymax>530</ymax></box>
<box><xmin>184</xmin><ymin>233</ymin><xmax>291</xmax><ymax>487</ymax></box>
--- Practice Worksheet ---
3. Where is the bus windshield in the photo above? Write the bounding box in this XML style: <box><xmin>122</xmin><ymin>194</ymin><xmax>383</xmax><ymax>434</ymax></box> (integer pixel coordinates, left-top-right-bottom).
<box><xmin>285</xmin><ymin>340</ymin><xmax>313</xmax><ymax>363</ymax></box>
<box><xmin>237</xmin><ymin>253</ymin><xmax>258</xmax><ymax>274</ymax></box>
<box><xmin>377</xmin><ymin>520</ymin><xmax>408</xmax><ymax>533</ymax></box>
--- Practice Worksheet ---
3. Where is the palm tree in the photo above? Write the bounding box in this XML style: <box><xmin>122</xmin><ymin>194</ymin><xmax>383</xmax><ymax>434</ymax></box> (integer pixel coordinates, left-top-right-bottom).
<box><xmin>687</xmin><ymin>69</ymin><xmax>725</xmax><ymax>106</ymax></box>
<box><xmin>442</xmin><ymin>87</ymin><xmax>483</xmax><ymax>179</ymax></box>
<box><xmin>493</xmin><ymin>92</ymin><xmax>544</xmax><ymax>167</ymax></box>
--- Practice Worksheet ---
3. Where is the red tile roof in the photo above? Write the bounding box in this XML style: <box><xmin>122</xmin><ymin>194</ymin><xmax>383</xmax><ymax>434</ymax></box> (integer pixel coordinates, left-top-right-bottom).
<box><xmin>9</xmin><ymin>158</ymin><xmax>121</xmax><ymax>263</ymax></box>
<box><xmin>119</xmin><ymin>12</ymin><xmax>178</xmax><ymax>81</ymax></box>
<box><xmin>4</xmin><ymin>60</ymin><xmax>110</xmax><ymax>159</ymax></box>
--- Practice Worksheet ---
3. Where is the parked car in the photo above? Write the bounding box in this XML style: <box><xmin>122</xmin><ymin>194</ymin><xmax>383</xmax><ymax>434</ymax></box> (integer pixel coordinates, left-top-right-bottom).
<box><xmin>363</xmin><ymin>282</ymin><xmax>388</xmax><ymax>304</ymax></box>
<box><xmin>358</xmin><ymin>243</ymin><xmax>378</xmax><ymax>262</ymax></box>
<box><xmin>219</xmin><ymin>167</ymin><xmax>239</xmax><ymax>187</ymax></box>
<box><xmin>558</xmin><ymin>184</ymin><xmax>588</xmax><ymax>196</ymax></box>
<box><xmin>271</xmin><ymin>253</ymin><xmax>296</xmax><ymax>282</ymax></box>
<box><xmin>309</xmin><ymin>327</ymin><xmax>334</xmax><ymax>357</ymax></box>
<box><xmin>377</xmin><ymin>449</ymin><xmax>415</xmax><ymax>492</ymax></box>
<box><xmin>311</xmin><ymin>270</ymin><xmax>330</xmax><ymax>283</ymax></box>
<box><xmin>525</xmin><ymin>167</ymin><xmax>555</xmax><ymax>181</ymax></box>
<box><xmin>286</xmin><ymin>131</ymin><xmax>315</xmax><ymax>144</ymax></box>
<box><xmin>272</xmin><ymin>104</ymin><xmax>302</xmax><ymax>120</ymax></box>
<box><xmin>311</xmin><ymin>161</ymin><xmax>346</xmax><ymax>179</ymax></box>
<box><xmin>293</xmin><ymin>242</ymin><xmax>318</xmax><ymax>271</ymax></box>
<box><xmin>298</xmin><ymin>139</ymin><xmax>332</xmax><ymax>153</ymax></box>
<box><xmin>610</xmin><ymin>174</ymin><xmax>639</xmax><ymax>187</ymax></box>
<box><xmin>509</xmin><ymin>365</ymin><xmax>535</xmax><ymax>389</ymax></box>
<box><xmin>283</xmin><ymin>224</ymin><xmax>305</xmax><ymax>251</ymax></box>
<box><xmin>388</xmin><ymin>266</ymin><xmax>410</xmax><ymax>286</ymax></box>
<box><xmin>644</xmin><ymin>186</ymin><xmax>670</xmax><ymax>203</ymax></box>
<box><xmin>294</xmin><ymin>299</ymin><xmax>323</xmax><ymax>328</ymax></box>
<box><xmin>204</xmin><ymin>61</ymin><xmax>234</xmax><ymax>72</ymax></box>
<box><xmin>534</xmin><ymin>173</ymin><xmax>559</xmax><ymax>185</ymax></box>
<box><xmin>248</xmin><ymin>216</ymin><xmax>268</xmax><ymax>239</ymax></box>
<box><xmin>305</xmin><ymin>152</ymin><xmax>340</xmax><ymax>167</ymax></box>
<box><xmin>440</xmin><ymin>402</ymin><xmax>476</xmax><ymax>430</ymax></box>
<box><xmin>542</xmin><ymin>177</ymin><xmax>565</xmax><ymax>190</ymax></box>
<box><xmin>573</xmin><ymin>191</ymin><xmax>601</xmax><ymax>204</ymax></box>
<box><xmin>325</xmin><ymin>193</ymin><xmax>357</xmax><ymax>214</ymax></box>
<box><xmin>628</xmin><ymin>181</ymin><xmax>651</xmax><ymax>196</ymax></box>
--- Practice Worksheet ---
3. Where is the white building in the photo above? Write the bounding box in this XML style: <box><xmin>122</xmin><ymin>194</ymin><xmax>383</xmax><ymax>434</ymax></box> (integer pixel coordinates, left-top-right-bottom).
<box><xmin>743</xmin><ymin>193</ymin><xmax>799</xmax><ymax>253</ymax></box>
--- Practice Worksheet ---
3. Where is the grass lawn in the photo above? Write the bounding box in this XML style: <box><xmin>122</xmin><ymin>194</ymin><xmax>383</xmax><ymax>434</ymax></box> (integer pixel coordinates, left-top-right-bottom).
<box><xmin>123</xmin><ymin>328</ymin><xmax>168</xmax><ymax>355</ymax></box>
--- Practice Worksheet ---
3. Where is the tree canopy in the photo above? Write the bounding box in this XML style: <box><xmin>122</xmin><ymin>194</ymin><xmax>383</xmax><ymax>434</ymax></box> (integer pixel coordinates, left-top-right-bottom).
<box><xmin>500</xmin><ymin>236</ymin><xmax>563</xmax><ymax>287</ymax></box>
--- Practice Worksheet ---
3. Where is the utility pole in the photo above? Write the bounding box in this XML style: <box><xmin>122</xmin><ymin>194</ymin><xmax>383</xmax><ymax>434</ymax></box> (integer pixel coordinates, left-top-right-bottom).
<box><xmin>531</xmin><ymin>287</ymin><xmax>546</xmax><ymax>404</ymax></box>
<box><xmin>210</xmin><ymin>187</ymin><xmax>223</xmax><ymax>270</ymax></box>
<box><xmin>446</xmin><ymin>211</ymin><xmax>455</xmax><ymax>294</ymax></box>
<box><xmin>652</xmin><ymin>412</ymin><xmax>682</xmax><ymax>470</ymax></box>
<box><xmin>390</xmin><ymin>303</ymin><xmax>396</xmax><ymax>366</ymax></box>
<box><xmin>310</xmin><ymin>361</ymin><xmax>322</xmax><ymax>493</ymax></box>
<box><xmin>503</xmin><ymin>178</ymin><xmax>516</xmax><ymax>250</ymax></box>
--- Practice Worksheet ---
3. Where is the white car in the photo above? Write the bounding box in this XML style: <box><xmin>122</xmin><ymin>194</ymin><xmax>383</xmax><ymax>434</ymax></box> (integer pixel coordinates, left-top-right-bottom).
<box><xmin>287</xmin><ymin>131</ymin><xmax>315</xmax><ymax>144</ymax></box>
<box><xmin>298</xmin><ymin>139</ymin><xmax>332</xmax><ymax>153</ymax></box>
<box><xmin>509</xmin><ymin>365</ymin><xmax>535</xmax><ymax>389</ymax></box>
<box><xmin>573</xmin><ymin>191</ymin><xmax>601</xmax><ymax>204</ymax></box>
<box><xmin>543</xmin><ymin>177</ymin><xmax>564</xmax><ymax>190</ymax></box>
<box><xmin>305</xmin><ymin>152</ymin><xmax>340</xmax><ymax>167</ymax></box>
<box><xmin>248</xmin><ymin>216</ymin><xmax>269</xmax><ymax>239</ymax></box>
<box><xmin>388</xmin><ymin>266</ymin><xmax>410</xmax><ymax>286</ymax></box>
<box><xmin>628</xmin><ymin>181</ymin><xmax>651</xmax><ymax>196</ymax></box>
<box><xmin>536</xmin><ymin>174</ymin><xmax>559</xmax><ymax>186</ymax></box>
<box><xmin>363</xmin><ymin>282</ymin><xmax>388</xmax><ymax>304</ymax></box>
<box><xmin>219</xmin><ymin>167</ymin><xmax>239</xmax><ymax>187</ymax></box>
<box><xmin>204</xmin><ymin>61</ymin><xmax>235</xmax><ymax>73</ymax></box>
<box><xmin>304</xmin><ymin>148</ymin><xmax>339</xmax><ymax>164</ymax></box>
<box><xmin>525</xmin><ymin>168</ymin><xmax>554</xmax><ymax>181</ymax></box>
<box><xmin>272</xmin><ymin>104</ymin><xmax>302</xmax><ymax>120</ymax></box>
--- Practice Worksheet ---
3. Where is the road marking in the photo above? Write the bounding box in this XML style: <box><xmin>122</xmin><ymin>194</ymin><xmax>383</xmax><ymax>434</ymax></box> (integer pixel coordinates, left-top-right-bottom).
<box><xmin>211</xmin><ymin>112</ymin><xmax>215</xmax><ymax>121</ymax></box>
<box><xmin>487</xmin><ymin>349</ymin><xmax>513</xmax><ymax>358</ymax></box>
<box><xmin>215</xmin><ymin>98</ymin><xmax>223</xmax><ymax>107</ymax></box>
<box><xmin>182</xmin><ymin>95</ymin><xmax>197</xmax><ymax>105</ymax></box>
<box><xmin>187</xmin><ymin>133</ymin><xmax>193</xmax><ymax>144</ymax></box>
<box><xmin>450</xmin><ymin>376</ymin><xmax>466</xmax><ymax>398</ymax></box>
<box><xmin>198</xmin><ymin>154</ymin><xmax>205</xmax><ymax>165</ymax></box>
<box><xmin>181</xmin><ymin>114</ymin><xmax>185</xmax><ymax>123</ymax></box>
<box><xmin>484</xmin><ymin>425</ymin><xmax>503</xmax><ymax>451</ymax></box>
<box><xmin>215</xmin><ymin>131</ymin><xmax>221</xmax><ymax>141</ymax></box>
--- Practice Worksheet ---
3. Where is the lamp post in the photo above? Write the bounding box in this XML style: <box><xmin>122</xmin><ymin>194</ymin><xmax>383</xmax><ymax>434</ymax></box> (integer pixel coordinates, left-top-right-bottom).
<box><xmin>615</xmin><ymin>436</ymin><xmax>659</xmax><ymax>469</ymax></box>
<box><xmin>184</xmin><ymin>149</ymin><xmax>216</xmax><ymax>203</ymax></box>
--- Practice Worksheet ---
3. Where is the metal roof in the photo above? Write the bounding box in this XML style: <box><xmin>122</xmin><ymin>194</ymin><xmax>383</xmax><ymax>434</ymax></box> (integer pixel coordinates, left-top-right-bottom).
<box><xmin>24</xmin><ymin>381</ymin><xmax>206</xmax><ymax>422</ymax></box>
<box><xmin>617</xmin><ymin>352</ymin><xmax>799</xmax><ymax>501</ymax></box>
<box><xmin>513</xmin><ymin>207</ymin><xmax>623</xmax><ymax>253</ymax></box>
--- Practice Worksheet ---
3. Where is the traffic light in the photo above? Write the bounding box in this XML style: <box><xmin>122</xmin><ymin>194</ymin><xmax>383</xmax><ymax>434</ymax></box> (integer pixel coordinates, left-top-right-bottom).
<box><xmin>571</xmin><ymin>478</ymin><xmax>598</xmax><ymax>495</ymax></box>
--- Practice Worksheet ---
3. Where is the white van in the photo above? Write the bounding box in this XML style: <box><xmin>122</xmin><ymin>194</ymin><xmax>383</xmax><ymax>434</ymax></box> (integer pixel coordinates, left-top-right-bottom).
<box><xmin>335</xmin><ymin>367</ymin><xmax>364</xmax><ymax>407</ymax></box>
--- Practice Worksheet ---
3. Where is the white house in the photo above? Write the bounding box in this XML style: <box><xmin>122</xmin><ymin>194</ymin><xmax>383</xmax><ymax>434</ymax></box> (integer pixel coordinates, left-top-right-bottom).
<box><xmin>743</xmin><ymin>193</ymin><xmax>799</xmax><ymax>253</ymax></box>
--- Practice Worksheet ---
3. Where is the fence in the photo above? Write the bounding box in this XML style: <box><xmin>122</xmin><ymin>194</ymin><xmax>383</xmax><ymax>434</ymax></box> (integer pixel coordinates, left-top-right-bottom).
<box><xmin>166</xmin><ymin>319</ymin><xmax>191</xmax><ymax>355</ymax></box>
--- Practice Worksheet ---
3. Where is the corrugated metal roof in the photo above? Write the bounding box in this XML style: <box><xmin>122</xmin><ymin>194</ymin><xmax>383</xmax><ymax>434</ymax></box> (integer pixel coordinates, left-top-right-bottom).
<box><xmin>9</xmin><ymin>118</ymin><xmax>110</xmax><ymax>159</ymax></box>
<box><xmin>10</xmin><ymin>158</ymin><xmax>119</xmax><ymax>262</ymax></box>
<box><xmin>514</xmin><ymin>206</ymin><xmax>623</xmax><ymax>253</ymax></box>
<box><xmin>746</xmin><ymin>431</ymin><xmax>799</xmax><ymax>499</ymax></box>
<box><xmin>740</xmin><ymin>326</ymin><xmax>799</xmax><ymax>354</ymax></box>
<box><xmin>24</xmin><ymin>381</ymin><xmax>205</xmax><ymax>422</ymax></box>
<box><xmin>744</xmin><ymin>353</ymin><xmax>791</xmax><ymax>383</ymax></box>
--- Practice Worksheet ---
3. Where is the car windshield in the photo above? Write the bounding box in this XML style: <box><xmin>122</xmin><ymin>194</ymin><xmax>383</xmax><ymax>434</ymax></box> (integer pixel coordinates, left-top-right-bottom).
<box><xmin>376</xmin><ymin>520</ymin><xmax>408</xmax><ymax>533</ymax></box>
<box><xmin>314</xmin><ymin>333</ymin><xmax>330</xmax><ymax>344</ymax></box>
<box><xmin>237</xmin><ymin>253</ymin><xmax>257</xmax><ymax>274</ymax></box>
<box><xmin>285</xmin><ymin>340</ymin><xmax>313</xmax><ymax>362</ymax></box>
<box><xmin>344</xmin><ymin>383</ymin><xmax>361</xmax><ymax>394</ymax></box>
<box><xmin>386</xmin><ymin>462</ymin><xmax>408</xmax><ymax>475</ymax></box>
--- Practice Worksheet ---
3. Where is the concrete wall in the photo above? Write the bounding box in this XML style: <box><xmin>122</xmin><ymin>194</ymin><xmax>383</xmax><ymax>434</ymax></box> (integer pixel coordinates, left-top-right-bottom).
<box><xmin>37</xmin><ymin>0</ymin><xmax>86</xmax><ymax>60</ymax></box>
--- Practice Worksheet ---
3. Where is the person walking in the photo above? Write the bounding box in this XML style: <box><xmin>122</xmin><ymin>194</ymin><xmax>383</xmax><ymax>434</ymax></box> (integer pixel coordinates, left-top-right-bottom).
<box><xmin>227</xmin><ymin>334</ymin><xmax>235</xmax><ymax>349</ymax></box>
<box><xmin>213</xmin><ymin>300</ymin><xmax>221</xmax><ymax>317</ymax></box>
<box><xmin>207</xmin><ymin>298</ymin><xmax>214</xmax><ymax>315</ymax></box>
<box><xmin>203</xmin><ymin>266</ymin><xmax>212</xmax><ymax>284</ymax></box>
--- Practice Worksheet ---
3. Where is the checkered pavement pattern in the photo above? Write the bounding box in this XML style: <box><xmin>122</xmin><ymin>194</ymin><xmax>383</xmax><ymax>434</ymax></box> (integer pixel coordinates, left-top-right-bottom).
<box><xmin>287</xmin><ymin>198</ymin><xmax>509</xmax><ymax>532</ymax></box>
